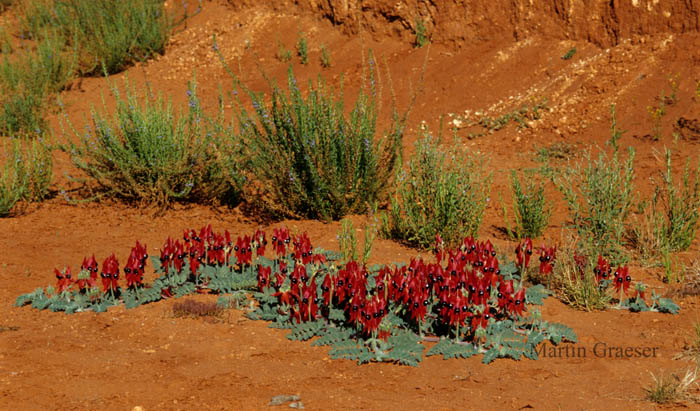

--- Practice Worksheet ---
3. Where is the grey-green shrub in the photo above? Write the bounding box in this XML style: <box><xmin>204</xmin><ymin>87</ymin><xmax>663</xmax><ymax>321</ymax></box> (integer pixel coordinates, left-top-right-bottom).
<box><xmin>654</xmin><ymin>149</ymin><xmax>700</xmax><ymax>251</ymax></box>
<box><xmin>233</xmin><ymin>64</ymin><xmax>404</xmax><ymax>220</ymax></box>
<box><xmin>20</xmin><ymin>0</ymin><xmax>170</xmax><ymax>75</ymax></box>
<box><xmin>555</xmin><ymin>145</ymin><xmax>635</xmax><ymax>263</ymax></box>
<box><xmin>63</xmin><ymin>78</ymin><xmax>236</xmax><ymax>207</ymax></box>
<box><xmin>1</xmin><ymin>136</ymin><xmax>53</xmax><ymax>216</ymax></box>
<box><xmin>0</xmin><ymin>32</ymin><xmax>75</xmax><ymax>134</ymax></box>
<box><xmin>504</xmin><ymin>169</ymin><xmax>551</xmax><ymax>239</ymax></box>
<box><xmin>382</xmin><ymin>131</ymin><xmax>491</xmax><ymax>248</ymax></box>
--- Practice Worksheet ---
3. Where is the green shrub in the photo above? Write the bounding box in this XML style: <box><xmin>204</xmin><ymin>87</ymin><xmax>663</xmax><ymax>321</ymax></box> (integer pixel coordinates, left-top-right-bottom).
<box><xmin>232</xmin><ymin>62</ymin><xmax>405</xmax><ymax>220</ymax></box>
<box><xmin>276</xmin><ymin>40</ymin><xmax>292</xmax><ymax>62</ymax></box>
<box><xmin>382</xmin><ymin>131</ymin><xmax>491</xmax><ymax>248</ymax></box>
<box><xmin>555</xmin><ymin>144</ymin><xmax>635</xmax><ymax>263</ymax></box>
<box><xmin>63</xmin><ymin>78</ymin><xmax>236</xmax><ymax>207</ymax></box>
<box><xmin>19</xmin><ymin>0</ymin><xmax>171</xmax><ymax>76</ymax></box>
<box><xmin>296</xmin><ymin>34</ymin><xmax>308</xmax><ymax>65</ymax></box>
<box><xmin>503</xmin><ymin>169</ymin><xmax>551</xmax><ymax>239</ymax></box>
<box><xmin>654</xmin><ymin>149</ymin><xmax>700</xmax><ymax>251</ymax></box>
<box><xmin>320</xmin><ymin>44</ymin><xmax>331</xmax><ymax>68</ymax></box>
<box><xmin>0</xmin><ymin>136</ymin><xmax>53</xmax><ymax>216</ymax></box>
<box><xmin>0</xmin><ymin>32</ymin><xmax>75</xmax><ymax>134</ymax></box>
<box><xmin>414</xmin><ymin>18</ymin><xmax>428</xmax><ymax>48</ymax></box>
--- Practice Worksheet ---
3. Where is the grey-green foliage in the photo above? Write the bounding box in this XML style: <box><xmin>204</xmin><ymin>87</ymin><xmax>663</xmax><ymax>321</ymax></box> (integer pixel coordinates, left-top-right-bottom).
<box><xmin>383</xmin><ymin>131</ymin><xmax>491</xmax><ymax>248</ymax></box>
<box><xmin>1</xmin><ymin>136</ymin><xmax>53</xmax><ymax>216</ymax></box>
<box><xmin>555</xmin><ymin>144</ymin><xmax>635</xmax><ymax>263</ymax></box>
<box><xmin>653</xmin><ymin>149</ymin><xmax>700</xmax><ymax>251</ymax></box>
<box><xmin>296</xmin><ymin>34</ymin><xmax>308</xmax><ymax>65</ymax></box>
<box><xmin>505</xmin><ymin>169</ymin><xmax>551</xmax><ymax>239</ymax></box>
<box><xmin>63</xmin><ymin>78</ymin><xmax>238</xmax><ymax>207</ymax></box>
<box><xmin>234</xmin><ymin>63</ymin><xmax>404</xmax><ymax>220</ymax></box>
<box><xmin>20</xmin><ymin>0</ymin><xmax>171</xmax><ymax>76</ymax></box>
<box><xmin>0</xmin><ymin>30</ymin><xmax>75</xmax><ymax>135</ymax></box>
<box><xmin>414</xmin><ymin>18</ymin><xmax>428</xmax><ymax>48</ymax></box>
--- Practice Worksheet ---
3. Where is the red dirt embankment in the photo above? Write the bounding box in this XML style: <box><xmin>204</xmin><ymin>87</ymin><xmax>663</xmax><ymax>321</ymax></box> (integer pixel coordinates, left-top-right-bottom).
<box><xmin>231</xmin><ymin>0</ymin><xmax>699</xmax><ymax>47</ymax></box>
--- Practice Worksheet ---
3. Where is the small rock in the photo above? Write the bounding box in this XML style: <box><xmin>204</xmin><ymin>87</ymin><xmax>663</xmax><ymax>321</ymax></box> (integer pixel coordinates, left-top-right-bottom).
<box><xmin>289</xmin><ymin>402</ymin><xmax>304</xmax><ymax>409</ymax></box>
<box><xmin>269</xmin><ymin>395</ymin><xmax>301</xmax><ymax>406</ymax></box>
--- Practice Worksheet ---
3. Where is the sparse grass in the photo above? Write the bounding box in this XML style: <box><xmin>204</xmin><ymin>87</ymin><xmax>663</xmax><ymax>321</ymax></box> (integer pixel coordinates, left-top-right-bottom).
<box><xmin>296</xmin><ymin>33</ymin><xmax>308</xmax><ymax>65</ymax></box>
<box><xmin>276</xmin><ymin>39</ymin><xmax>292</xmax><ymax>62</ymax></box>
<box><xmin>630</xmin><ymin>149</ymin><xmax>700</xmax><ymax>266</ymax></box>
<box><xmin>320</xmin><ymin>44</ymin><xmax>331</xmax><ymax>68</ymax></box>
<box><xmin>503</xmin><ymin>169</ymin><xmax>551</xmax><ymax>239</ymax></box>
<box><xmin>0</xmin><ymin>135</ymin><xmax>53</xmax><ymax>216</ymax></box>
<box><xmin>647</xmin><ymin>98</ymin><xmax>666</xmax><ymax>141</ymax></box>
<box><xmin>476</xmin><ymin>99</ymin><xmax>548</xmax><ymax>134</ymax></box>
<box><xmin>656</xmin><ymin>149</ymin><xmax>700</xmax><ymax>252</ymax></box>
<box><xmin>627</xmin><ymin>200</ymin><xmax>664</xmax><ymax>265</ymax></box>
<box><xmin>668</xmin><ymin>73</ymin><xmax>680</xmax><ymax>105</ymax></box>
<box><xmin>552</xmin><ymin>233</ymin><xmax>612</xmax><ymax>311</ymax></box>
<box><xmin>62</xmin><ymin>77</ymin><xmax>236</xmax><ymax>208</ymax></box>
<box><xmin>19</xmin><ymin>0</ymin><xmax>172</xmax><ymax>76</ymax></box>
<box><xmin>0</xmin><ymin>31</ymin><xmax>76</xmax><ymax>135</ymax></box>
<box><xmin>382</xmin><ymin>130</ymin><xmax>491</xmax><ymax>248</ymax></box>
<box><xmin>535</xmin><ymin>142</ymin><xmax>577</xmax><ymax>163</ymax></box>
<box><xmin>172</xmin><ymin>299</ymin><xmax>226</xmax><ymax>321</ymax></box>
<box><xmin>561</xmin><ymin>47</ymin><xmax>576</xmax><ymax>60</ymax></box>
<box><xmin>675</xmin><ymin>318</ymin><xmax>700</xmax><ymax>364</ymax></box>
<box><xmin>414</xmin><ymin>18</ymin><xmax>428</xmax><ymax>48</ymax></box>
<box><xmin>645</xmin><ymin>368</ymin><xmax>699</xmax><ymax>405</ymax></box>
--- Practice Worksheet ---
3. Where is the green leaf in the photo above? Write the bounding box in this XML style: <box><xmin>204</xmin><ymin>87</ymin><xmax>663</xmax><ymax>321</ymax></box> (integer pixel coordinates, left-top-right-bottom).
<box><xmin>525</xmin><ymin>284</ymin><xmax>550</xmax><ymax>305</ymax></box>
<box><xmin>426</xmin><ymin>338</ymin><xmax>479</xmax><ymax>360</ymax></box>
<box><xmin>386</xmin><ymin>332</ymin><xmax>424</xmax><ymax>367</ymax></box>
<box><xmin>312</xmin><ymin>327</ymin><xmax>353</xmax><ymax>347</ymax></box>
<box><xmin>287</xmin><ymin>319</ymin><xmax>326</xmax><ymax>341</ymax></box>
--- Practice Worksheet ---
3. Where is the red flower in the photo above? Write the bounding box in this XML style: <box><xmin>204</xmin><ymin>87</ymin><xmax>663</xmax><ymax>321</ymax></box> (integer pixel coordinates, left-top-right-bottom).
<box><xmin>471</xmin><ymin>311</ymin><xmax>491</xmax><ymax>330</ymax></box>
<box><xmin>460</xmin><ymin>236</ymin><xmax>478</xmax><ymax>264</ymax></box>
<box><xmin>100</xmin><ymin>254</ymin><xmax>119</xmax><ymax>293</ymax></box>
<box><xmin>469</xmin><ymin>276</ymin><xmax>490</xmax><ymax>306</ymax></box>
<box><xmin>257</xmin><ymin>265</ymin><xmax>272</xmax><ymax>291</ymax></box>
<box><xmin>507</xmin><ymin>288</ymin><xmax>526</xmax><ymax>317</ymax></box>
<box><xmin>78</xmin><ymin>255</ymin><xmax>98</xmax><ymax>290</ymax></box>
<box><xmin>199</xmin><ymin>224</ymin><xmax>213</xmax><ymax>243</ymax></box>
<box><xmin>360</xmin><ymin>296</ymin><xmax>386</xmax><ymax>335</ymax></box>
<box><xmin>321</xmin><ymin>274</ymin><xmax>334</xmax><ymax>306</ymax></box>
<box><xmin>188</xmin><ymin>240</ymin><xmax>205</xmax><ymax>275</ymax></box>
<box><xmin>253</xmin><ymin>229</ymin><xmax>267</xmax><ymax>256</ymax></box>
<box><xmin>272</xmin><ymin>227</ymin><xmax>290</xmax><ymax>256</ymax></box>
<box><xmin>593</xmin><ymin>255</ymin><xmax>611</xmax><ymax>284</ymax></box>
<box><xmin>497</xmin><ymin>280</ymin><xmax>514</xmax><ymax>311</ymax></box>
<box><xmin>408</xmin><ymin>288</ymin><xmax>430</xmax><ymax>324</ymax></box>
<box><xmin>124</xmin><ymin>250</ymin><xmax>143</xmax><ymax>288</ymax></box>
<box><xmin>613</xmin><ymin>265</ymin><xmax>632</xmax><ymax>295</ymax></box>
<box><xmin>293</xmin><ymin>233</ymin><xmax>313</xmax><ymax>265</ymax></box>
<box><xmin>234</xmin><ymin>235</ymin><xmax>252</xmax><ymax>265</ymax></box>
<box><xmin>208</xmin><ymin>233</ymin><xmax>226</xmax><ymax>266</ymax></box>
<box><xmin>516</xmin><ymin>238</ymin><xmax>533</xmax><ymax>269</ymax></box>
<box><xmin>55</xmin><ymin>267</ymin><xmax>73</xmax><ymax>293</ymax></box>
<box><xmin>538</xmin><ymin>245</ymin><xmax>556</xmax><ymax>276</ymax></box>
<box><xmin>172</xmin><ymin>240</ymin><xmax>185</xmax><ymax>273</ymax></box>
<box><xmin>295</xmin><ymin>280</ymin><xmax>319</xmax><ymax>322</ymax></box>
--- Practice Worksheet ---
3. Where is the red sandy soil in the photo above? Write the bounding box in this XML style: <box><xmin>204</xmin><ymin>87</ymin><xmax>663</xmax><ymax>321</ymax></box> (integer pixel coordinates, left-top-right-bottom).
<box><xmin>2</xmin><ymin>0</ymin><xmax>700</xmax><ymax>409</ymax></box>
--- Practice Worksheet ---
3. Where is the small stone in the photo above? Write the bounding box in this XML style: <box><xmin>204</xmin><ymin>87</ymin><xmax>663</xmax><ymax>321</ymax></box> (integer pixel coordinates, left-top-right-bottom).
<box><xmin>268</xmin><ymin>395</ymin><xmax>301</xmax><ymax>406</ymax></box>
